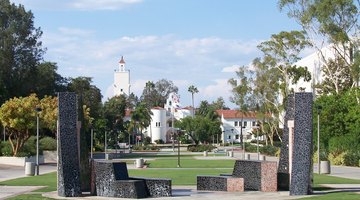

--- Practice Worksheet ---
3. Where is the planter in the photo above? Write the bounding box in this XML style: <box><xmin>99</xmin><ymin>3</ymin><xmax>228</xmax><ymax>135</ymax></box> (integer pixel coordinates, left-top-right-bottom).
<box><xmin>320</xmin><ymin>160</ymin><xmax>331</xmax><ymax>174</ymax></box>
<box><xmin>43</xmin><ymin>151</ymin><xmax>57</xmax><ymax>163</ymax></box>
<box><xmin>0</xmin><ymin>156</ymin><xmax>44</xmax><ymax>166</ymax></box>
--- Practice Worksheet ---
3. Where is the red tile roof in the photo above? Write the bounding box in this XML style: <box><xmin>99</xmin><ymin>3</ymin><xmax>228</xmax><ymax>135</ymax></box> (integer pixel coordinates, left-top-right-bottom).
<box><xmin>216</xmin><ymin>110</ymin><xmax>258</xmax><ymax>119</ymax></box>
<box><xmin>119</xmin><ymin>56</ymin><xmax>125</xmax><ymax>64</ymax></box>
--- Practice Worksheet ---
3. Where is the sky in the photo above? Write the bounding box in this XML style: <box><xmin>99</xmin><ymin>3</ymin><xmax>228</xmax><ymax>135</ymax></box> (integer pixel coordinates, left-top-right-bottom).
<box><xmin>10</xmin><ymin>0</ymin><xmax>301</xmax><ymax>109</ymax></box>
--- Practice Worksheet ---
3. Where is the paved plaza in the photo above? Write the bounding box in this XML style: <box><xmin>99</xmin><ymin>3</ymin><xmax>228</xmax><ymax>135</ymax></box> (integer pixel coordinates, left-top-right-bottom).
<box><xmin>1</xmin><ymin>152</ymin><xmax>360</xmax><ymax>199</ymax></box>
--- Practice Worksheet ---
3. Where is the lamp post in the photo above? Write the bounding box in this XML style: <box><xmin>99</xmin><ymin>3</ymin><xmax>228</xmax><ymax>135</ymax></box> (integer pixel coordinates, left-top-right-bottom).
<box><xmin>256</xmin><ymin>124</ymin><xmax>260</xmax><ymax>160</ymax></box>
<box><xmin>90</xmin><ymin>124</ymin><xmax>93</xmax><ymax>159</ymax></box>
<box><xmin>35</xmin><ymin>107</ymin><xmax>42</xmax><ymax>176</ymax></box>
<box><xmin>176</xmin><ymin>129</ymin><xmax>181</xmax><ymax>168</ymax></box>
<box><xmin>317</xmin><ymin>105</ymin><xmax>322</xmax><ymax>174</ymax></box>
<box><xmin>241</xmin><ymin>126</ymin><xmax>245</xmax><ymax>159</ymax></box>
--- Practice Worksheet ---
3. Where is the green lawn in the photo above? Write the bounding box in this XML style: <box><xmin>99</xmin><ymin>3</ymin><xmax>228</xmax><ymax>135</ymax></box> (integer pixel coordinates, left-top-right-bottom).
<box><xmin>128</xmin><ymin>168</ymin><xmax>232</xmax><ymax>185</ymax></box>
<box><xmin>146</xmin><ymin>158</ymin><xmax>235</xmax><ymax>168</ymax></box>
<box><xmin>313</xmin><ymin>173</ymin><xmax>360</xmax><ymax>185</ymax></box>
<box><xmin>0</xmin><ymin>173</ymin><xmax>56</xmax><ymax>192</ymax></box>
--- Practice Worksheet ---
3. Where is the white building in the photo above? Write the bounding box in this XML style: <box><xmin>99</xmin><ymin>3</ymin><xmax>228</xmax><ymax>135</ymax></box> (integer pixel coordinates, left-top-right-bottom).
<box><xmin>114</xmin><ymin>56</ymin><xmax>130</xmax><ymax>96</ymax></box>
<box><xmin>143</xmin><ymin>93</ymin><xmax>194</xmax><ymax>143</ymax></box>
<box><xmin>216</xmin><ymin>110</ymin><xmax>259</xmax><ymax>144</ymax></box>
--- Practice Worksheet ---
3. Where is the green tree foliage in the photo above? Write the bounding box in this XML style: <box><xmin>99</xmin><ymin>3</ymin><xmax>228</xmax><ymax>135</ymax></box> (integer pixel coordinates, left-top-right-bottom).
<box><xmin>128</xmin><ymin>102</ymin><xmax>153</xmax><ymax>144</ymax></box>
<box><xmin>279</xmin><ymin>0</ymin><xmax>360</xmax><ymax>93</ymax></box>
<box><xmin>0</xmin><ymin>1</ymin><xmax>43</xmax><ymax>104</ymax></box>
<box><xmin>211</xmin><ymin>97</ymin><xmax>230</xmax><ymax>110</ymax></box>
<box><xmin>103</xmin><ymin>95</ymin><xmax>127</xmax><ymax>146</ymax></box>
<box><xmin>188</xmin><ymin>85</ymin><xmax>199</xmax><ymax>117</ymax></box>
<box><xmin>0</xmin><ymin>94</ymin><xmax>57</xmax><ymax>156</ymax></box>
<box><xmin>0</xmin><ymin>1</ymin><xmax>66</xmax><ymax>104</ymax></box>
<box><xmin>314</xmin><ymin>89</ymin><xmax>360</xmax><ymax>165</ymax></box>
<box><xmin>176</xmin><ymin>102</ymin><xmax>221</xmax><ymax>145</ymax></box>
<box><xmin>140</xmin><ymin>79</ymin><xmax>178</xmax><ymax>108</ymax></box>
<box><xmin>68</xmin><ymin>77</ymin><xmax>102</xmax><ymax>119</ymax></box>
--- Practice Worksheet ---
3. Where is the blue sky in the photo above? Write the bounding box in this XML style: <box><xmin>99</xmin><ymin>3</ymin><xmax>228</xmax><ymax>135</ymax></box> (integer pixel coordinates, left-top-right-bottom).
<box><xmin>11</xmin><ymin>0</ymin><xmax>300</xmax><ymax>108</ymax></box>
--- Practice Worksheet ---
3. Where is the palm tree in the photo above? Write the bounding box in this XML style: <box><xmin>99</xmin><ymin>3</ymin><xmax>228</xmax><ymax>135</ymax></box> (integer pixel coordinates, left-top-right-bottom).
<box><xmin>188</xmin><ymin>85</ymin><xmax>199</xmax><ymax>118</ymax></box>
<box><xmin>129</xmin><ymin>102</ymin><xmax>153</xmax><ymax>145</ymax></box>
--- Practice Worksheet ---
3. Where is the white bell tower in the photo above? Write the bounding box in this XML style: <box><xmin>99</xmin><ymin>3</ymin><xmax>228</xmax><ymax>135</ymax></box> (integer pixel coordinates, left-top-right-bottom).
<box><xmin>113</xmin><ymin>56</ymin><xmax>130</xmax><ymax>96</ymax></box>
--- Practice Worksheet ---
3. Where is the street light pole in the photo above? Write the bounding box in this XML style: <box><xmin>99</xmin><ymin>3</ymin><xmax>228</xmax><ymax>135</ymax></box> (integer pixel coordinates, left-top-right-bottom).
<box><xmin>317</xmin><ymin>105</ymin><xmax>322</xmax><ymax>174</ymax></box>
<box><xmin>90</xmin><ymin>125</ymin><xmax>93</xmax><ymax>159</ymax></box>
<box><xmin>35</xmin><ymin>107</ymin><xmax>42</xmax><ymax>176</ymax></box>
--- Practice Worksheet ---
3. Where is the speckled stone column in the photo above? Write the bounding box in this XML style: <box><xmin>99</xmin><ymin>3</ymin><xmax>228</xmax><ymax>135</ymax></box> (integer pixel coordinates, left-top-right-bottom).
<box><xmin>57</xmin><ymin>92</ymin><xmax>81</xmax><ymax>197</ymax></box>
<box><xmin>290</xmin><ymin>92</ymin><xmax>313</xmax><ymax>195</ymax></box>
<box><xmin>278</xmin><ymin>94</ymin><xmax>294</xmax><ymax>190</ymax></box>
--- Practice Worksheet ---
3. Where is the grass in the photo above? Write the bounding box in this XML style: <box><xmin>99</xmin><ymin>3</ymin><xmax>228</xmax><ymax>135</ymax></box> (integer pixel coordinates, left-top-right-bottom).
<box><xmin>0</xmin><ymin>172</ymin><xmax>56</xmax><ymax>192</ymax></box>
<box><xmin>313</xmin><ymin>173</ymin><xmax>360</xmax><ymax>185</ymax></box>
<box><xmin>128</xmin><ymin>168</ymin><xmax>232</xmax><ymax>185</ymax></box>
<box><xmin>146</xmin><ymin>158</ymin><xmax>235</xmax><ymax>168</ymax></box>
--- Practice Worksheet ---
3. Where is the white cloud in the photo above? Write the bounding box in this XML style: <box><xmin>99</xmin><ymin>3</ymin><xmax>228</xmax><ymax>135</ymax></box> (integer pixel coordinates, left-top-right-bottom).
<box><xmin>40</xmin><ymin>28</ymin><xmax>260</xmax><ymax>108</ymax></box>
<box><xmin>222</xmin><ymin>65</ymin><xmax>241</xmax><ymax>73</ymax></box>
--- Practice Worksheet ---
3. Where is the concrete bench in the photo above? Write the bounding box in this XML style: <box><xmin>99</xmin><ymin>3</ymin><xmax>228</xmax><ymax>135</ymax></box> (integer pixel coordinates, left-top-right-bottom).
<box><xmin>197</xmin><ymin>175</ymin><xmax>244</xmax><ymax>192</ymax></box>
<box><xmin>92</xmin><ymin>161</ymin><xmax>172</xmax><ymax>198</ymax></box>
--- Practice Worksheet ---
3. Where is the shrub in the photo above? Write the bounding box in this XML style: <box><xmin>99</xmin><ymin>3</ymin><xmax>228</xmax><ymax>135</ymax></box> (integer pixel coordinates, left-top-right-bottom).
<box><xmin>154</xmin><ymin>139</ymin><xmax>164</xmax><ymax>144</ymax></box>
<box><xmin>260</xmin><ymin>145</ymin><xmax>279</xmax><ymax>156</ymax></box>
<box><xmin>343</xmin><ymin>151</ymin><xmax>360</xmax><ymax>166</ymax></box>
<box><xmin>328</xmin><ymin>152</ymin><xmax>346</xmax><ymax>165</ymax></box>
<box><xmin>132</xmin><ymin>145</ymin><xmax>159</xmax><ymax>151</ymax></box>
<box><xmin>143</xmin><ymin>136</ymin><xmax>152</xmax><ymax>146</ymax></box>
<box><xmin>187</xmin><ymin>144</ymin><xmax>216</xmax><ymax>152</ymax></box>
<box><xmin>0</xmin><ymin>141</ymin><xmax>12</xmax><ymax>156</ymax></box>
<box><xmin>40</xmin><ymin>137</ymin><xmax>57</xmax><ymax>151</ymax></box>
<box><xmin>17</xmin><ymin>136</ymin><xmax>38</xmax><ymax>157</ymax></box>
<box><xmin>245</xmin><ymin>143</ymin><xmax>257</xmax><ymax>152</ymax></box>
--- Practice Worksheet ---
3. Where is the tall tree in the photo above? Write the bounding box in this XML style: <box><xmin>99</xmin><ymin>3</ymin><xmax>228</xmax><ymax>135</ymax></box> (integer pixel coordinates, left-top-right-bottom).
<box><xmin>0</xmin><ymin>94</ymin><xmax>57</xmax><ymax>156</ymax></box>
<box><xmin>279</xmin><ymin>0</ymin><xmax>360</xmax><ymax>94</ymax></box>
<box><xmin>188</xmin><ymin>85</ymin><xmax>199</xmax><ymax>118</ymax></box>
<box><xmin>140</xmin><ymin>79</ymin><xmax>178</xmax><ymax>108</ymax></box>
<box><xmin>103</xmin><ymin>95</ymin><xmax>127</xmax><ymax>147</ymax></box>
<box><xmin>211</xmin><ymin>97</ymin><xmax>230</xmax><ymax>110</ymax></box>
<box><xmin>68</xmin><ymin>77</ymin><xmax>102</xmax><ymax>119</ymax></box>
<box><xmin>228</xmin><ymin>66</ymin><xmax>253</xmax><ymax>111</ymax></box>
<box><xmin>0</xmin><ymin>1</ymin><xmax>45</xmax><ymax>104</ymax></box>
<box><xmin>128</xmin><ymin>102</ymin><xmax>153</xmax><ymax>144</ymax></box>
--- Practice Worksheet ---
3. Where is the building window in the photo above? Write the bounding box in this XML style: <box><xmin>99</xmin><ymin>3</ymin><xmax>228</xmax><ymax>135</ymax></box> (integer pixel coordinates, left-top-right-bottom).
<box><xmin>228</xmin><ymin>135</ymin><xmax>231</xmax><ymax>139</ymax></box>
<box><xmin>234</xmin><ymin>121</ymin><xmax>238</xmax><ymax>127</ymax></box>
<box><xmin>244</xmin><ymin>121</ymin><xmax>247</xmax><ymax>127</ymax></box>
<box><xmin>169</xmin><ymin>122</ymin><xmax>172</xmax><ymax>127</ymax></box>
<box><xmin>120</xmin><ymin>89</ymin><xmax>123</xmax><ymax>92</ymax></box>
<box><xmin>156</xmin><ymin>122</ymin><xmax>161</xmax><ymax>127</ymax></box>
<box><xmin>252</xmin><ymin>121</ymin><xmax>256</xmax><ymax>126</ymax></box>
<box><xmin>235</xmin><ymin>135</ymin><xmax>239</xmax><ymax>139</ymax></box>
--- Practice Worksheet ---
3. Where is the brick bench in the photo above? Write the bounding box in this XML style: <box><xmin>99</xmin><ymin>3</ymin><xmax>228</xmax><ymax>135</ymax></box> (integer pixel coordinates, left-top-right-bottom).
<box><xmin>197</xmin><ymin>175</ymin><xmax>244</xmax><ymax>192</ymax></box>
<box><xmin>232</xmin><ymin>160</ymin><xmax>277</xmax><ymax>192</ymax></box>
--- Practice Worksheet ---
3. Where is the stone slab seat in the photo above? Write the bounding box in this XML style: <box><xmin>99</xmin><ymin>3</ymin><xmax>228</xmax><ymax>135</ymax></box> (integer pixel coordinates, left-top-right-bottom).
<box><xmin>92</xmin><ymin>160</ymin><xmax>172</xmax><ymax>198</ymax></box>
<box><xmin>131</xmin><ymin>177</ymin><xmax>172</xmax><ymax>197</ymax></box>
<box><xmin>197</xmin><ymin>175</ymin><xmax>244</xmax><ymax>192</ymax></box>
<box><xmin>231</xmin><ymin>160</ymin><xmax>277</xmax><ymax>192</ymax></box>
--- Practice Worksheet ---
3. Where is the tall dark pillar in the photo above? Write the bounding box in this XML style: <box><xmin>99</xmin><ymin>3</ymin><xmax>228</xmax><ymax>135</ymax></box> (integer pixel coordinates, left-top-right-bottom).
<box><xmin>57</xmin><ymin>92</ymin><xmax>81</xmax><ymax>197</ymax></box>
<box><xmin>290</xmin><ymin>92</ymin><xmax>313</xmax><ymax>195</ymax></box>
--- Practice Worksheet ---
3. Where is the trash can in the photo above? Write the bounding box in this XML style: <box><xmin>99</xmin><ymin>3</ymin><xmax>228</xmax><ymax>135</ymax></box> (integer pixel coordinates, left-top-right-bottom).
<box><xmin>320</xmin><ymin>161</ymin><xmax>331</xmax><ymax>174</ymax></box>
<box><xmin>246</xmin><ymin>153</ymin><xmax>251</xmax><ymax>160</ymax></box>
<box><xmin>25</xmin><ymin>162</ymin><xmax>35</xmax><ymax>176</ymax></box>
<box><xmin>136</xmin><ymin>158</ymin><xmax>144</xmax><ymax>168</ymax></box>
<box><xmin>203</xmin><ymin>151</ymin><xmax>208</xmax><ymax>157</ymax></box>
